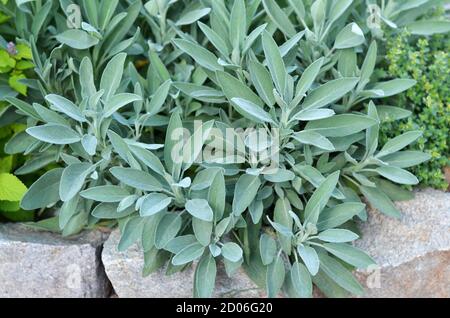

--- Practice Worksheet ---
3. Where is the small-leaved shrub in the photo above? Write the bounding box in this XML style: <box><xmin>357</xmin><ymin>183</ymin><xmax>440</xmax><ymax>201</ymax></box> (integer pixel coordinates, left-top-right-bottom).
<box><xmin>2</xmin><ymin>0</ymin><xmax>447</xmax><ymax>298</ymax></box>
<box><xmin>379</xmin><ymin>30</ymin><xmax>449</xmax><ymax>189</ymax></box>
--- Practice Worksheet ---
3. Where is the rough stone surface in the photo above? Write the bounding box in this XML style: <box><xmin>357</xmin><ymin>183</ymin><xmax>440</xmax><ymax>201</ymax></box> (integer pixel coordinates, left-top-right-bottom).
<box><xmin>0</xmin><ymin>223</ymin><xmax>111</xmax><ymax>298</ymax></box>
<box><xmin>102</xmin><ymin>229</ymin><xmax>264</xmax><ymax>298</ymax></box>
<box><xmin>355</xmin><ymin>188</ymin><xmax>450</xmax><ymax>298</ymax></box>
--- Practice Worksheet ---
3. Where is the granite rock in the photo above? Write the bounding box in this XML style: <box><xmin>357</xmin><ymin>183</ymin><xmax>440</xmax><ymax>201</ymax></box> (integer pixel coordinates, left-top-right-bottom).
<box><xmin>102</xmin><ymin>229</ymin><xmax>264</xmax><ymax>298</ymax></box>
<box><xmin>0</xmin><ymin>223</ymin><xmax>111</xmax><ymax>298</ymax></box>
<box><xmin>355</xmin><ymin>188</ymin><xmax>450</xmax><ymax>297</ymax></box>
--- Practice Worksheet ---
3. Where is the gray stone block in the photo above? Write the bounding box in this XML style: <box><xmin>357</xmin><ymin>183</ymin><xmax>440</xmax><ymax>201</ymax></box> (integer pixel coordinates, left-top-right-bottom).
<box><xmin>0</xmin><ymin>223</ymin><xmax>111</xmax><ymax>298</ymax></box>
<box><xmin>102</xmin><ymin>229</ymin><xmax>264</xmax><ymax>298</ymax></box>
<box><xmin>355</xmin><ymin>188</ymin><xmax>450</xmax><ymax>297</ymax></box>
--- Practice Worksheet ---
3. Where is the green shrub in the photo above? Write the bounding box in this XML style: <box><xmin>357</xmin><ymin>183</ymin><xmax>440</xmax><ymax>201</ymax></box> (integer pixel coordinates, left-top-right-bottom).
<box><xmin>379</xmin><ymin>30</ymin><xmax>449</xmax><ymax>189</ymax></box>
<box><xmin>2</xmin><ymin>0</ymin><xmax>446</xmax><ymax>298</ymax></box>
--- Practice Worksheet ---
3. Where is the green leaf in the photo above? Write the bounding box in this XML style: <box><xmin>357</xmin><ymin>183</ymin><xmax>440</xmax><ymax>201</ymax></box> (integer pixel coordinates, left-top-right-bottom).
<box><xmin>26</xmin><ymin>124</ymin><xmax>80</xmax><ymax>145</ymax></box>
<box><xmin>59</xmin><ymin>163</ymin><xmax>93</xmax><ymax>202</ymax></box>
<box><xmin>91</xmin><ymin>202</ymin><xmax>135</xmax><ymax>219</ymax></box>
<box><xmin>164</xmin><ymin>111</ymin><xmax>183</xmax><ymax>178</ymax></box>
<box><xmin>221</xmin><ymin>242</ymin><xmax>243</xmax><ymax>263</ymax></box>
<box><xmin>370</xmin><ymin>79</ymin><xmax>416</xmax><ymax>98</ymax></box>
<box><xmin>80</xmin><ymin>185</ymin><xmax>130</xmax><ymax>203</ymax></box>
<box><xmin>407</xmin><ymin>20</ymin><xmax>450</xmax><ymax>35</ymax></box>
<box><xmin>0</xmin><ymin>173</ymin><xmax>27</xmax><ymax>201</ymax></box>
<box><xmin>290</xmin><ymin>261</ymin><xmax>312</xmax><ymax>298</ymax></box>
<box><xmin>21</xmin><ymin>168</ymin><xmax>63</xmax><ymax>210</ymax></box>
<box><xmin>377</xmin><ymin>131</ymin><xmax>422</xmax><ymax>158</ymax></box>
<box><xmin>358</xmin><ymin>41</ymin><xmax>377</xmax><ymax>90</ymax></box>
<box><xmin>56</xmin><ymin>29</ymin><xmax>99</xmax><ymax>49</ymax></box>
<box><xmin>297</xmin><ymin>245</ymin><xmax>320</xmax><ymax>275</ymax></box>
<box><xmin>194</xmin><ymin>253</ymin><xmax>217</xmax><ymax>298</ymax></box>
<box><xmin>360</xmin><ymin>186</ymin><xmax>401</xmax><ymax>218</ymax></box>
<box><xmin>317</xmin><ymin>202</ymin><xmax>365</xmax><ymax>231</ymax></box>
<box><xmin>328</xmin><ymin>0</ymin><xmax>353</xmax><ymax>25</ymax></box>
<box><xmin>274</xmin><ymin>197</ymin><xmax>292</xmax><ymax>254</ymax></box>
<box><xmin>292</xmin><ymin>131</ymin><xmax>334</xmax><ymax>151</ymax></box>
<box><xmin>208</xmin><ymin>169</ymin><xmax>226</xmax><ymax>221</ymax></box>
<box><xmin>185</xmin><ymin>199</ymin><xmax>214</xmax><ymax>222</ymax></box>
<box><xmin>173</xmin><ymin>39</ymin><xmax>223</xmax><ymax>72</ymax></box>
<box><xmin>192</xmin><ymin>217</ymin><xmax>213</xmax><ymax>246</ymax></box>
<box><xmin>176</xmin><ymin>8</ymin><xmax>211</xmax><ymax>26</ymax></box>
<box><xmin>292</xmin><ymin>109</ymin><xmax>335</xmax><ymax>121</ymax></box>
<box><xmin>375</xmin><ymin>166</ymin><xmax>418</xmax><ymax>185</ymax></box>
<box><xmin>381</xmin><ymin>151</ymin><xmax>431</xmax><ymax>168</ymax></box>
<box><xmin>264</xmin><ymin>169</ymin><xmax>296</xmax><ymax>183</ymax></box>
<box><xmin>334</xmin><ymin>23</ymin><xmax>365</xmax><ymax>49</ymax></box>
<box><xmin>262</xmin><ymin>31</ymin><xmax>287</xmax><ymax>95</ymax></box>
<box><xmin>140</xmin><ymin>193</ymin><xmax>172</xmax><ymax>216</ymax></box>
<box><xmin>318</xmin><ymin>229</ymin><xmax>359</xmax><ymax>243</ymax></box>
<box><xmin>322</xmin><ymin>243</ymin><xmax>375</xmax><ymax>269</ymax></box>
<box><xmin>304</xmin><ymin>171</ymin><xmax>340</xmax><ymax>224</ymax></box>
<box><xmin>294</xmin><ymin>57</ymin><xmax>324</xmax><ymax>101</ymax></box>
<box><xmin>262</xmin><ymin>0</ymin><xmax>296</xmax><ymax>37</ymax></box>
<box><xmin>249</xmin><ymin>60</ymin><xmax>275</xmax><ymax>107</ymax></box>
<box><xmin>5</xmin><ymin>97</ymin><xmax>40</xmax><ymax>120</ymax></box>
<box><xmin>45</xmin><ymin>94</ymin><xmax>86</xmax><ymax>122</ymax></box>
<box><xmin>147</xmin><ymin>80</ymin><xmax>171</xmax><ymax>116</ymax></box>
<box><xmin>305</xmin><ymin>114</ymin><xmax>377</xmax><ymax>137</ymax></box>
<box><xmin>232</xmin><ymin>174</ymin><xmax>261</xmax><ymax>215</ymax></box>
<box><xmin>266</xmin><ymin>253</ymin><xmax>285</xmax><ymax>298</ymax></box>
<box><xmin>110</xmin><ymin>167</ymin><xmax>162</xmax><ymax>192</ymax></box>
<box><xmin>129</xmin><ymin>145</ymin><xmax>166</xmax><ymax>177</ymax></box>
<box><xmin>198</xmin><ymin>22</ymin><xmax>230</xmax><ymax>57</ymax></box>
<box><xmin>318</xmin><ymin>253</ymin><xmax>364</xmax><ymax>295</ymax></box>
<box><xmin>100</xmin><ymin>53</ymin><xmax>127</xmax><ymax>101</ymax></box>
<box><xmin>216</xmin><ymin>71</ymin><xmax>264</xmax><ymax>107</ymax></box>
<box><xmin>81</xmin><ymin>135</ymin><xmax>97</xmax><ymax>156</ymax></box>
<box><xmin>172</xmin><ymin>242</ymin><xmax>205</xmax><ymax>266</ymax></box>
<box><xmin>301</xmin><ymin>78</ymin><xmax>359</xmax><ymax>110</ymax></box>
<box><xmin>164</xmin><ymin>235</ymin><xmax>197</xmax><ymax>254</ymax></box>
<box><xmin>259</xmin><ymin>233</ymin><xmax>277</xmax><ymax>265</ymax></box>
<box><xmin>155</xmin><ymin>213</ymin><xmax>182</xmax><ymax>249</ymax></box>
<box><xmin>230</xmin><ymin>0</ymin><xmax>246</xmax><ymax>50</ymax></box>
<box><xmin>230</xmin><ymin>98</ymin><xmax>274</xmax><ymax>123</ymax></box>
<box><xmin>104</xmin><ymin>93</ymin><xmax>142</xmax><ymax>117</ymax></box>
<box><xmin>118</xmin><ymin>216</ymin><xmax>144</xmax><ymax>251</ymax></box>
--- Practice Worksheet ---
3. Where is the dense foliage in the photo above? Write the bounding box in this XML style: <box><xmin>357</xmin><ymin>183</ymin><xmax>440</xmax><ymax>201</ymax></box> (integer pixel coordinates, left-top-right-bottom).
<box><xmin>0</xmin><ymin>0</ymin><xmax>448</xmax><ymax>298</ymax></box>
<box><xmin>380</xmin><ymin>30</ymin><xmax>449</xmax><ymax>189</ymax></box>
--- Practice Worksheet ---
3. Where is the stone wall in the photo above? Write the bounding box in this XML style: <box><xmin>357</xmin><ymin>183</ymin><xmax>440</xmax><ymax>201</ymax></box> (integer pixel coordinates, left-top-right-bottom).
<box><xmin>0</xmin><ymin>189</ymin><xmax>448</xmax><ymax>298</ymax></box>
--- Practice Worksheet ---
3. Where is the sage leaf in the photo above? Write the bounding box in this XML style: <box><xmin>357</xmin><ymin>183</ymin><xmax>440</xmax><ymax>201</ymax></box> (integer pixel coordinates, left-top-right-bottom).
<box><xmin>21</xmin><ymin>168</ymin><xmax>63</xmax><ymax>210</ymax></box>
<box><xmin>194</xmin><ymin>253</ymin><xmax>217</xmax><ymax>298</ymax></box>
<box><xmin>318</xmin><ymin>229</ymin><xmax>359</xmax><ymax>243</ymax></box>
<box><xmin>172</xmin><ymin>242</ymin><xmax>205</xmax><ymax>266</ymax></box>
<box><xmin>334</xmin><ymin>23</ymin><xmax>365</xmax><ymax>49</ymax></box>
<box><xmin>266</xmin><ymin>254</ymin><xmax>285</xmax><ymax>298</ymax></box>
<box><xmin>232</xmin><ymin>174</ymin><xmax>261</xmax><ymax>215</ymax></box>
<box><xmin>140</xmin><ymin>193</ymin><xmax>172</xmax><ymax>217</ymax></box>
<box><xmin>56</xmin><ymin>29</ymin><xmax>99</xmax><ymax>49</ymax></box>
<box><xmin>60</xmin><ymin>163</ymin><xmax>93</xmax><ymax>202</ymax></box>
<box><xmin>259</xmin><ymin>233</ymin><xmax>277</xmax><ymax>265</ymax></box>
<box><xmin>318</xmin><ymin>253</ymin><xmax>364</xmax><ymax>295</ymax></box>
<box><xmin>45</xmin><ymin>94</ymin><xmax>86</xmax><ymax>122</ymax></box>
<box><xmin>322</xmin><ymin>243</ymin><xmax>376</xmax><ymax>269</ymax></box>
<box><xmin>297</xmin><ymin>245</ymin><xmax>320</xmax><ymax>276</ymax></box>
<box><xmin>290</xmin><ymin>261</ymin><xmax>312</xmax><ymax>298</ymax></box>
<box><xmin>231</xmin><ymin>98</ymin><xmax>274</xmax><ymax>124</ymax></box>
<box><xmin>110</xmin><ymin>167</ymin><xmax>162</xmax><ymax>192</ymax></box>
<box><xmin>26</xmin><ymin>124</ymin><xmax>80</xmax><ymax>145</ymax></box>
<box><xmin>80</xmin><ymin>185</ymin><xmax>130</xmax><ymax>202</ymax></box>
<box><xmin>185</xmin><ymin>199</ymin><xmax>214</xmax><ymax>222</ymax></box>
<box><xmin>221</xmin><ymin>242</ymin><xmax>243</xmax><ymax>263</ymax></box>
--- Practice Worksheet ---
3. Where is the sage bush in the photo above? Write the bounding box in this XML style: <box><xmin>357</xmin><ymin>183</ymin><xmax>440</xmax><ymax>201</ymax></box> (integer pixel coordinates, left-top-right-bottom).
<box><xmin>3</xmin><ymin>0</ymin><xmax>447</xmax><ymax>298</ymax></box>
